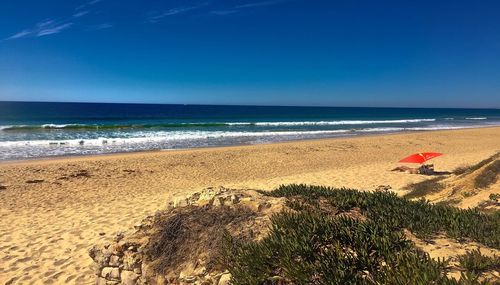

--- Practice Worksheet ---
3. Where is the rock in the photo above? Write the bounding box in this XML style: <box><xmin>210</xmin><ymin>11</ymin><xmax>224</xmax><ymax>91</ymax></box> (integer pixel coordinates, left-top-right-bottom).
<box><xmin>141</xmin><ymin>263</ymin><xmax>152</xmax><ymax>280</ymax></box>
<box><xmin>230</xmin><ymin>194</ymin><xmax>240</xmax><ymax>204</ymax></box>
<box><xmin>96</xmin><ymin>277</ymin><xmax>108</xmax><ymax>285</ymax></box>
<box><xmin>89</xmin><ymin>246</ymin><xmax>112</xmax><ymax>271</ymax></box>
<box><xmin>239</xmin><ymin>197</ymin><xmax>264</xmax><ymax>212</ymax></box>
<box><xmin>375</xmin><ymin>185</ymin><xmax>391</xmax><ymax>192</ymax></box>
<box><xmin>198</xmin><ymin>198</ymin><xmax>215</xmax><ymax>207</ymax></box>
<box><xmin>193</xmin><ymin>266</ymin><xmax>207</xmax><ymax>276</ymax></box>
<box><xmin>218</xmin><ymin>273</ymin><xmax>232</xmax><ymax>285</ymax></box>
<box><xmin>198</xmin><ymin>190</ymin><xmax>217</xmax><ymax>206</ymax></box>
<box><xmin>101</xmin><ymin>267</ymin><xmax>120</xmax><ymax>280</ymax></box>
<box><xmin>109</xmin><ymin>255</ymin><xmax>120</xmax><ymax>267</ymax></box>
<box><xmin>173</xmin><ymin>197</ymin><xmax>188</xmax><ymax>208</ymax></box>
<box><xmin>180</xmin><ymin>270</ymin><xmax>196</xmax><ymax>283</ymax></box>
<box><xmin>110</xmin><ymin>243</ymin><xmax>124</xmax><ymax>255</ymax></box>
<box><xmin>213</xmin><ymin>197</ymin><xmax>225</xmax><ymax>207</ymax></box>
<box><xmin>121</xmin><ymin>270</ymin><xmax>139</xmax><ymax>285</ymax></box>
<box><xmin>99</xmin><ymin>232</ymin><xmax>106</xmax><ymax>236</ymax></box>
<box><xmin>114</xmin><ymin>232</ymin><xmax>125</xmax><ymax>242</ymax></box>
<box><xmin>187</xmin><ymin>192</ymin><xmax>201</xmax><ymax>202</ymax></box>
<box><xmin>123</xmin><ymin>251</ymin><xmax>142</xmax><ymax>271</ymax></box>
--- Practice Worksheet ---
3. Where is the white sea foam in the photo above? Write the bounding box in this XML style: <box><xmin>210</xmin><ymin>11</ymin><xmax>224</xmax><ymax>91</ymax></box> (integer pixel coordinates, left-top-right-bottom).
<box><xmin>227</xmin><ymin>119</ymin><xmax>436</xmax><ymax>126</ymax></box>
<box><xmin>2</xmin><ymin>123</ymin><xmax>498</xmax><ymax>160</ymax></box>
<box><xmin>0</xmin><ymin>118</ymin><xmax>437</xmax><ymax>131</ymax></box>
<box><xmin>41</xmin><ymin>124</ymin><xmax>80</xmax><ymax>129</ymax></box>
<box><xmin>465</xmin><ymin>117</ymin><xmax>487</xmax><ymax>120</ymax></box>
<box><xmin>345</xmin><ymin>125</ymin><xmax>480</xmax><ymax>133</ymax></box>
<box><xmin>0</xmin><ymin>124</ymin><xmax>484</xmax><ymax>149</ymax></box>
<box><xmin>0</xmin><ymin>130</ymin><xmax>353</xmax><ymax>148</ymax></box>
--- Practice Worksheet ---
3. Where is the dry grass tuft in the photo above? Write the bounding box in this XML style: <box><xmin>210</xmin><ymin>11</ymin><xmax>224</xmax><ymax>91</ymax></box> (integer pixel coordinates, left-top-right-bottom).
<box><xmin>474</xmin><ymin>160</ymin><xmax>499</xmax><ymax>189</ymax></box>
<box><xmin>145</xmin><ymin>205</ymin><xmax>256</xmax><ymax>275</ymax></box>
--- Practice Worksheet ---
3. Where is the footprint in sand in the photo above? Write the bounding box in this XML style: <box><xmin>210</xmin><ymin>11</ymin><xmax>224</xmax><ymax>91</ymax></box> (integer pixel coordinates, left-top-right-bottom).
<box><xmin>17</xmin><ymin>275</ymin><xmax>33</xmax><ymax>283</ymax></box>
<box><xmin>25</xmin><ymin>179</ymin><xmax>44</xmax><ymax>184</ymax></box>
<box><xmin>5</xmin><ymin>277</ymin><xmax>19</xmax><ymax>285</ymax></box>
<box><xmin>43</xmin><ymin>270</ymin><xmax>56</xmax><ymax>278</ymax></box>
<box><xmin>23</xmin><ymin>265</ymin><xmax>40</xmax><ymax>271</ymax></box>
<box><xmin>2</xmin><ymin>255</ymin><xmax>15</xmax><ymax>261</ymax></box>
<box><xmin>51</xmin><ymin>271</ymin><xmax>64</xmax><ymax>279</ymax></box>
<box><xmin>53</xmin><ymin>258</ymin><xmax>70</xmax><ymax>266</ymax></box>
<box><xmin>13</xmin><ymin>257</ymin><xmax>31</xmax><ymax>265</ymax></box>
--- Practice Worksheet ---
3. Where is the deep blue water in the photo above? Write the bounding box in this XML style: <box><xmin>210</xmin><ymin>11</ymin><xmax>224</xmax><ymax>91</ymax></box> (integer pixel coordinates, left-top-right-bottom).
<box><xmin>0</xmin><ymin>101</ymin><xmax>499</xmax><ymax>160</ymax></box>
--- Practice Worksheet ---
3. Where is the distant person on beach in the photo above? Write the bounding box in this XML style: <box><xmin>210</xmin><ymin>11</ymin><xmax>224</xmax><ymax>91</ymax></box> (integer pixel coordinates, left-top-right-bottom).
<box><xmin>391</xmin><ymin>164</ymin><xmax>435</xmax><ymax>175</ymax></box>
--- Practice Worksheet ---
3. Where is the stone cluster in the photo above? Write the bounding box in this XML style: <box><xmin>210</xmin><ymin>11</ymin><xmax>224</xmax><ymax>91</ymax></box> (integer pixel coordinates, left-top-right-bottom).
<box><xmin>169</xmin><ymin>186</ymin><xmax>279</xmax><ymax>213</ymax></box>
<box><xmin>89</xmin><ymin>233</ymin><xmax>144</xmax><ymax>285</ymax></box>
<box><xmin>89</xmin><ymin>229</ymin><xmax>234</xmax><ymax>285</ymax></box>
<box><xmin>90</xmin><ymin>187</ymin><xmax>285</xmax><ymax>285</ymax></box>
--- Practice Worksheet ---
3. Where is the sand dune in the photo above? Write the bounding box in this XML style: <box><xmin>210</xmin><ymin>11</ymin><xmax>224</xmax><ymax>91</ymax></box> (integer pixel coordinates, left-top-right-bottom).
<box><xmin>0</xmin><ymin>127</ymin><xmax>499</xmax><ymax>284</ymax></box>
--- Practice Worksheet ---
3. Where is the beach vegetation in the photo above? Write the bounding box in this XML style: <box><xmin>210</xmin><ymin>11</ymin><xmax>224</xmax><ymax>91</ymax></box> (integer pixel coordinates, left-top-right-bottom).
<box><xmin>145</xmin><ymin>205</ymin><xmax>255</xmax><ymax>275</ymax></box>
<box><xmin>265</xmin><ymin>185</ymin><xmax>500</xmax><ymax>248</ymax></box>
<box><xmin>220</xmin><ymin>185</ymin><xmax>500</xmax><ymax>284</ymax></box>
<box><xmin>474</xmin><ymin>160</ymin><xmax>499</xmax><ymax>189</ymax></box>
<box><xmin>457</xmin><ymin>249</ymin><xmax>500</xmax><ymax>274</ymax></box>
<box><xmin>453</xmin><ymin>153</ymin><xmax>499</xmax><ymax>176</ymax></box>
<box><xmin>489</xmin><ymin>194</ymin><xmax>499</xmax><ymax>202</ymax></box>
<box><xmin>223</xmin><ymin>212</ymin><xmax>459</xmax><ymax>284</ymax></box>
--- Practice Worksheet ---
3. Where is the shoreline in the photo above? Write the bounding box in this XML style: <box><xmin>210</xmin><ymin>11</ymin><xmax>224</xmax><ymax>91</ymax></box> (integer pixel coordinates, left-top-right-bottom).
<box><xmin>2</xmin><ymin>125</ymin><xmax>499</xmax><ymax>166</ymax></box>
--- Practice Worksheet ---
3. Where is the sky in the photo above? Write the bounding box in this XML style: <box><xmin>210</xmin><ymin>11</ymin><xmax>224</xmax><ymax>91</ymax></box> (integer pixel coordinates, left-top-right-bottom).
<box><xmin>0</xmin><ymin>0</ymin><xmax>499</xmax><ymax>108</ymax></box>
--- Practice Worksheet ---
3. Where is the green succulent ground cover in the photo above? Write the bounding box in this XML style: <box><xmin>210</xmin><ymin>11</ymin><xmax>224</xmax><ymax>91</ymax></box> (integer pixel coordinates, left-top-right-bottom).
<box><xmin>221</xmin><ymin>184</ymin><xmax>500</xmax><ymax>284</ymax></box>
<box><xmin>457</xmin><ymin>249</ymin><xmax>500</xmax><ymax>275</ymax></box>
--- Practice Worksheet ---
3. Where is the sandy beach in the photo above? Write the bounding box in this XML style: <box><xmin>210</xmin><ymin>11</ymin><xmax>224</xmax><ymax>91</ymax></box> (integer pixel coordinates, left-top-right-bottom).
<box><xmin>0</xmin><ymin>127</ymin><xmax>499</xmax><ymax>284</ymax></box>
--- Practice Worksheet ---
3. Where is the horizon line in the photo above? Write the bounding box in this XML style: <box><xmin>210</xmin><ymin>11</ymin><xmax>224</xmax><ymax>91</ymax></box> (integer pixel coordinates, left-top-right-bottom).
<box><xmin>1</xmin><ymin>100</ymin><xmax>499</xmax><ymax>110</ymax></box>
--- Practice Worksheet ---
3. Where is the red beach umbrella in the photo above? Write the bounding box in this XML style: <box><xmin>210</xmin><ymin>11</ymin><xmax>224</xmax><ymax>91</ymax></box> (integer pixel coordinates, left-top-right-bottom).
<box><xmin>399</xmin><ymin>152</ymin><xmax>443</xmax><ymax>164</ymax></box>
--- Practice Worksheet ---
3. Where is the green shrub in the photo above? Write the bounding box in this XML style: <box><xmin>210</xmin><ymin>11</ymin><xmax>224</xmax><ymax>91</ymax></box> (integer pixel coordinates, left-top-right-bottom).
<box><xmin>489</xmin><ymin>194</ymin><xmax>499</xmax><ymax>202</ymax></box>
<box><xmin>224</xmin><ymin>211</ymin><xmax>463</xmax><ymax>285</ymax></box>
<box><xmin>267</xmin><ymin>185</ymin><xmax>500</xmax><ymax>248</ymax></box>
<box><xmin>457</xmin><ymin>249</ymin><xmax>500</xmax><ymax>274</ymax></box>
<box><xmin>219</xmin><ymin>185</ymin><xmax>500</xmax><ymax>284</ymax></box>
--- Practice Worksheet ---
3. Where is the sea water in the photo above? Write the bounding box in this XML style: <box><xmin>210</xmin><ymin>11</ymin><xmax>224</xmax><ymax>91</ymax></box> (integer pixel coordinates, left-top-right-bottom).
<box><xmin>0</xmin><ymin>102</ymin><xmax>499</xmax><ymax>160</ymax></box>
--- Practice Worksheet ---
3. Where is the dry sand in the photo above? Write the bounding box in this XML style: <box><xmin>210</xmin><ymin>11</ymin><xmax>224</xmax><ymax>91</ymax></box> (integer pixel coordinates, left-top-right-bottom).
<box><xmin>0</xmin><ymin>127</ymin><xmax>499</xmax><ymax>284</ymax></box>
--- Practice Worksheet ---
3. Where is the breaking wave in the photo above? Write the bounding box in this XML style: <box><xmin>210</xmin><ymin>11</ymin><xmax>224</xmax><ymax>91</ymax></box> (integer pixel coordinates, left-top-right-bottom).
<box><xmin>0</xmin><ymin>118</ymin><xmax>437</xmax><ymax>131</ymax></box>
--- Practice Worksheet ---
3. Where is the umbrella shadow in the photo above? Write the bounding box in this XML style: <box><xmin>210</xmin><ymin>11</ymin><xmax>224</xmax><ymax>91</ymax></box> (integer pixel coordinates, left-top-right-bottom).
<box><xmin>426</xmin><ymin>170</ymin><xmax>452</xmax><ymax>176</ymax></box>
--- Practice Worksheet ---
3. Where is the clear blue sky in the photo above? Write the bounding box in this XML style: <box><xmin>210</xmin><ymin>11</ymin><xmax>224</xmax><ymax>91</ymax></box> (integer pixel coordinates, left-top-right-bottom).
<box><xmin>0</xmin><ymin>0</ymin><xmax>499</xmax><ymax>108</ymax></box>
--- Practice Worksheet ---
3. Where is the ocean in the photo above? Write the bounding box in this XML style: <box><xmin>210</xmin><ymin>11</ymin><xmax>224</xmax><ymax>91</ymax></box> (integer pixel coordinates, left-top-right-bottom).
<box><xmin>0</xmin><ymin>101</ymin><xmax>499</xmax><ymax>161</ymax></box>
